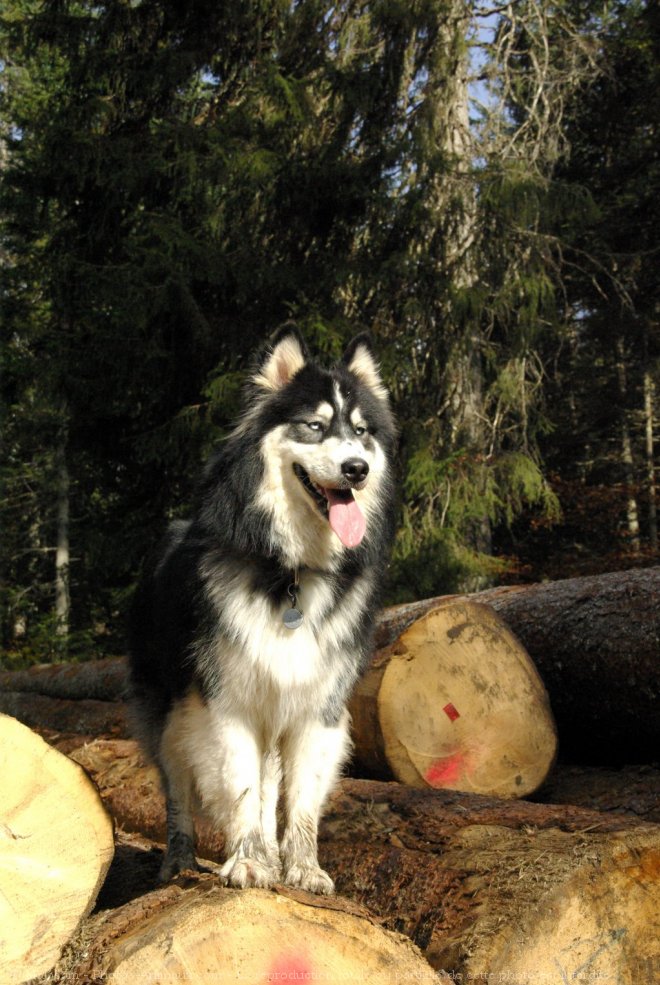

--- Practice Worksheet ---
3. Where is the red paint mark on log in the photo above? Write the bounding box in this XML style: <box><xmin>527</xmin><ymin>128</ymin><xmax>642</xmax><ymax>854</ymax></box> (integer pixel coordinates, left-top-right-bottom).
<box><xmin>425</xmin><ymin>752</ymin><xmax>464</xmax><ymax>787</ymax></box>
<box><xmin>443</xmin><ymin>702</ymin><xmax>460</xmax><ymax>722</ymax></box>
<box><xmin>267</xmin><ymin>952</ymin><xmax>313</xmax><ymax>982</ymax></box>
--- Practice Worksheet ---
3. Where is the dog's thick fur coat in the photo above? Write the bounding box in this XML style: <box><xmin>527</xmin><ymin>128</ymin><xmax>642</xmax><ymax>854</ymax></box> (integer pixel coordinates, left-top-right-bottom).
<box><xmin>128</xmin><ymin>329</ymin><xmax>397</xmax><ymax>893</ymax></box>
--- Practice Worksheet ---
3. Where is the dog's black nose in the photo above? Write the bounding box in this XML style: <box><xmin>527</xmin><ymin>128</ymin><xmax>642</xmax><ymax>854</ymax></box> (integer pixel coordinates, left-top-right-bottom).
<box><xmin>341</xmin><ymin>458</ymin><xmax>369</xmax><ymax>484</ymax></box>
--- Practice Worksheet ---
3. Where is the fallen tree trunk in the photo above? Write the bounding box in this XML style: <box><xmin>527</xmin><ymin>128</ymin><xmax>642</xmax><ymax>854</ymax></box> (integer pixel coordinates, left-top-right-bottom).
<box><xmin>54</xmin><ymin>736</ymin><xmax>655</xmax><ymax>850</ymax></box>
<box><xmin>0</xmin><ymin>691</ymin><xmax>129</xmax><ymax>738</ymax></box>
<box><xmin>60</xmin><ymin>737</ymin><xmax>225</xmax><ymax>860</ymax></box>
<box><xmin>536</xmin><ymin>762</ymin><xmax>660</xmax><ymax>824</ymax></box>
<box><xmin>48</xmin><ymin>874</ymin><xmax>444</xmax><ymax>985</ymax></box>
<box><xmin>0</xmin><ymin>715</ymin><xmax>114</xmax><ymax>984</ymax></box>
<box><xmin>52</xmin><ymin>737</ymin><xmax>660</xmax><ymax>983</ymax></box>
<box><xmin>3</xmin><ymin>604</ymin><xmax>558</xmax><ymax>798</ymax></box>
<box><xmin>348</xmin><ymin>600</ymin><xmax>557</xmax><ymax>795</ymax></box>
<box><xmin>0</xmin><ymin>657</ymin><xmax>125</xmax><ymax>702</ymax></box>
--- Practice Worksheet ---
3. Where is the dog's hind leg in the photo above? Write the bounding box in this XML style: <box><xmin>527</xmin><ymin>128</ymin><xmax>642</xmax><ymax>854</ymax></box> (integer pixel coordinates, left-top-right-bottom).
<box><xmin>279</xmin><ymin>711</ymin><xmax>351</xmax><ymax>895</ymax></box>
<box><xmin>160</xmin><ymin>771</ymin><xmax>198</xmax><ymax>881</ymax></box>
<box><xmin>158</xmin><ymin>712</ymin><xmax>199</xmax><ymax>881</ymax></box>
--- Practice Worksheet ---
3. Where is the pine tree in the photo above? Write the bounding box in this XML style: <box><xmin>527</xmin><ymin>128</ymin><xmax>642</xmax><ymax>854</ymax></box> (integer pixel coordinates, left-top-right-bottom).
<box><xmin>547</xmin><ymin>0</ymin><xmax>659</xmax><ymax>559</ymax></box>
<box><xmin>2</xmin><ymin>0</ymin><xmax>646</xmax><ymax>657</ymax></box>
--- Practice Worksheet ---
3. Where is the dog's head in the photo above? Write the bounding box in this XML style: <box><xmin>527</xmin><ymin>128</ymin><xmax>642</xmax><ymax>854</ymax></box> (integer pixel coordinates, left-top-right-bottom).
<box><xmin>245</xmin><ymin>327</ymin><xmax>396</xmax><ymax>552</ymax></box>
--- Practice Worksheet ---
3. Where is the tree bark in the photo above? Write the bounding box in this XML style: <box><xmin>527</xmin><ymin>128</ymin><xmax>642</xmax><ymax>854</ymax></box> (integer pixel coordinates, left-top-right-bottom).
<box><xmin>349</xmin><ymin>599</ymin><xmax>557</xmax><ymax>795</ymax></box>
<box><xmin>0</xmin><ymin>691</ymin><xmax>129</xmax><ymax>738</ymax></box>
<box><xmin>615</xmin><ymin>335</ymin><xmax>642</xmax><ymax>551</ymax></box>
<box><xmin>320</xmin><ymin>780</ymin><xmax>660</xmax><ymax>980</ymax></box>
<box><xmin>0</xmin><ymin>656</ymin><xmax>127</xmax><ymax>702</ymax></box>
<box><xmin>54</xmin><ymin>432</ymin><xmax>71</xmax><ymax>638</ymax></box>
<box><xmin>537</xmin><ymin>763</ymin><xmax>660</xmax><ymax>824</ymax></box>
<box><xmin>0</xmin><ymin>714</ymin><xmax>114</xmax><ymax>984</ymax></box>
<box><xmin>644</xmin><ymin>364</ymin><xmax>658</xmax><ymax>550</ymax></box>
<box><xmin>47</xmin><ymin>874</ymin><xmax>443</xmax><ymax>985</ymax></box>
<box><xmin>58</xmin><ymin>736</ymin><xmax>655</xmax><ymax>853</ymax></box>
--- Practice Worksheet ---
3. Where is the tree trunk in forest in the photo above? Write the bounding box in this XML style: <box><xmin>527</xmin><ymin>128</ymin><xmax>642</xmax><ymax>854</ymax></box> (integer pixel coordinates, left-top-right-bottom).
<box><xmin>644</xmin><ymin>365</ymin><xmax>658</xmax><ymax>550</ymax></box>
<box><xmin>348</xmin><ymin>600</ymin><xmax>557</xmax><ymax>795</ymax></box>
<box><xmin>615</xmin><ymin>335</ymin><xmax>642</xmax><ymax>551</ymax></box>
<box><xmin>0</xmin><ymin>714</ymin><xmax>114</xmax><ymax>984</ymax></box>
<box><xmin>441</xmin><ymin>9</ymin><xmax>493</xmax><ymax>579</ymax></box>
<box><xmin>54</xmin><ymin>431</ymin><xmax>70</xmax><ymax>638</ymax></box>
<box><xmin>48</xmin><ymin>875</ymin><xmax>442</xmax><ymax>985</ymax></box>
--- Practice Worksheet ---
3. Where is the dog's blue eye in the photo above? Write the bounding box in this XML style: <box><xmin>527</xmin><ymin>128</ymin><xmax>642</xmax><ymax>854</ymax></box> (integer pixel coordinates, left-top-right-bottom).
<box><xmin>308</xmin><ymin>421</ymin><xmax>323</xmax><ymax>431</ymax></box>
<box><xmin>354</xmin><ymin>425</ymin><xmax>367</xmax><ymax>436</ymax></box>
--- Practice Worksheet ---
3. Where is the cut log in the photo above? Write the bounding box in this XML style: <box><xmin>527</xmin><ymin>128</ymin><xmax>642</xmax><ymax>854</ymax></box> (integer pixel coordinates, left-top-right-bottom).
<box><xmin>0</xmin><ymin>690</ymin><xmax>129</xmax><ymax>737</ymax></box>
<box><xmin>61</xmin><ymin>736</ymin><xmax>225</xmax><ymax>860</ymax></box>
<box><xmin>536</xmin><ymin>762</ymin><xmax>660</xmax><ymax>824</ymax></box>
<box><xmin>0</xmin><ymin>656</ymin><xmax>125</xmax><ymax>702</ymax></box>
<box><xmin>51</xmin><ymin>737</ymin><xmax>653</xmax><ymax>855</ymax></box>
<box><xmin>376</xmin><ymin>566</ymin><xmax>660</xmax><ymax>763</ymax></box>
<box><xmin>51</xmin><ymin>741</ymin><xmax>660</xmax><ymax>984</ymax></box>
<box><xmin>0</xmin><ymin>714</ymin><xmax>114</xmax><ymax>984</ymax></box>
<box><xmin>50</xmin><ymin>875</ymin><xmax>445</xmax><ymax>985</ymax></box>
<box><xmin>4</xmin><ymin>603</ymin><xmax>558</xmax><ymax>799</ymax></box>
<box><xmin>481</xmin><ymin>566</ymin><xmax>660</xmax><ymax>763</ymax></box>
<box><xmin>323</xmin><ymin>813</ymin><xmax>660</xmax><ymax>981</ymax></box>
<box><xmin>318</xmin><ymin>780</ymin><xmax>660</xmax><ymax>980</ymax></box>
<box><xmin>349</xmin><ymin>600</ymin><xmax>557</xmax><ymax>796</ymax></box>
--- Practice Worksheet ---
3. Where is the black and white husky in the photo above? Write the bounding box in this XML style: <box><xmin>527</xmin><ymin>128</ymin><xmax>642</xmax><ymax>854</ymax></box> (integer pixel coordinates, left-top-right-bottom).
<box><xmin>128</xmin><ymin>328</ymin><xmax>397</xmax><ymax>894</ymax></box>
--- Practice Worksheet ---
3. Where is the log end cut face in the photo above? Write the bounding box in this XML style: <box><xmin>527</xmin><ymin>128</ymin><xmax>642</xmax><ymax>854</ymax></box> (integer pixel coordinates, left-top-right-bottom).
<box><xmin>0</xmin><ymin>713</ymin><xmax>115</xmax><ymax>983</ymax></box>
<box><xmin>84</xmin><ymin>886</ymin><xmax>448</xmax><ymax>984</ymax></box>
<box><xmin>377</xmin><ymin>601</ymin><xmax>558</xmax><ymax>798</ymax></box>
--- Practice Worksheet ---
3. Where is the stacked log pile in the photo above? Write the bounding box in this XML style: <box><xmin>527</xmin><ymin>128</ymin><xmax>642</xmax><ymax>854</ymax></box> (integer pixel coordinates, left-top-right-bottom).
<box><xmin>1</xmin><ymin>567</ymin><xmax>659</xmax><ymax>983</ymax></box>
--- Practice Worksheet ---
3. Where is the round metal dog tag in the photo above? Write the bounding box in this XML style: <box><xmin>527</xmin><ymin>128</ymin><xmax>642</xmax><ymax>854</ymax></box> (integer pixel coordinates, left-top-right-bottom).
<box><xmin>283</xmin><ymin>607</ymin><xmax>304</xmax><ymax>630</ymax></box>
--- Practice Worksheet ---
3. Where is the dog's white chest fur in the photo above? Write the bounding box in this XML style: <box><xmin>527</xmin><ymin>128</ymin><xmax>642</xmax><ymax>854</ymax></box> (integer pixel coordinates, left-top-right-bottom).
<box><xmin>199</xmin><ymin>565</ymin><xmax>370</xmax><ymax>731</ymax></box>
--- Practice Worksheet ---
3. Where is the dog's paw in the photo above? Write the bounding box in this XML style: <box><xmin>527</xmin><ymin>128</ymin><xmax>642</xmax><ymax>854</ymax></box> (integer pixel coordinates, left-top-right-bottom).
<box><xmin>221</xmin><ymin>855</ymin><xmax>280</xmax><ymax>889</ymax></box>
<box><xmin>158</xmin><ymin>853</ymin><xmax>201</xmax><ymax>883</ymax></box>
<box><xmin>284</xmin><ymin>864</ymin><xmax>335</xmax><ymax>895</ymax></box>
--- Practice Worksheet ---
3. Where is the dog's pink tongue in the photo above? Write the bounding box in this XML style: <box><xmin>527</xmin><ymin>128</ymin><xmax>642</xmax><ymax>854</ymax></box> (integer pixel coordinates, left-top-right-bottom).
<box><xmin>324</xmin><ymin>488</ymin><xmax>366</xmax><ymax>548</ymax></box>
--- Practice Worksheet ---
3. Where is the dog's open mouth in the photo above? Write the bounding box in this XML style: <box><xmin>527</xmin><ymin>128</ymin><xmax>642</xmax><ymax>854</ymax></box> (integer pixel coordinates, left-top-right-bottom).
<box><xmin>293</xmin><ymin>464</ymin><xmax>366</xmax><ymax>548</ymax></box>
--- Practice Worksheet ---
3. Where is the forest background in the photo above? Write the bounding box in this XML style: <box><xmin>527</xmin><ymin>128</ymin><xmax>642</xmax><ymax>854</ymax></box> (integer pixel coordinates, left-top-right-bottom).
<box><xmin>1</xmin><ymin>0</ymin><xmax>658</xmax><ymax>663</ymax></box>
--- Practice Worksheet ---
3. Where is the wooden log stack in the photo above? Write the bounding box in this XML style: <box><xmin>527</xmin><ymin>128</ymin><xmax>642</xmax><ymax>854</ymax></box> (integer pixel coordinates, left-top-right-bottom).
<box><xmin>1</xmin><ymin>566</ymin><xmax>659</xmax><ymax>983</ymax></box>
<box><xmin>12</xmin><ymin>731</ymin><xmax>660</xmax><ymax>984</ymax></box>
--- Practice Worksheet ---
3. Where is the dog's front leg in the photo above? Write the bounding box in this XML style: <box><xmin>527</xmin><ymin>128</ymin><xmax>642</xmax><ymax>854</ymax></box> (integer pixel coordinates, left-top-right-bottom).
<box><xmin>197</xmin><ymin>718</ymin><xmax>281</xmax><ymax>889</ymax></box>
<box><xmin>280</xmin><ymin>711</ymin><xmax>351</xmax><ymax>894</ymax></box>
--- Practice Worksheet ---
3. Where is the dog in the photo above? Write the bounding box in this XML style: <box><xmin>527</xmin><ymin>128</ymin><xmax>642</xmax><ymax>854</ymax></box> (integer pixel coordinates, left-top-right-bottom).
<box><xmin>128</xmin><ymin>327</ymin><xmax>397</xmax><ymax>894</ymax></box>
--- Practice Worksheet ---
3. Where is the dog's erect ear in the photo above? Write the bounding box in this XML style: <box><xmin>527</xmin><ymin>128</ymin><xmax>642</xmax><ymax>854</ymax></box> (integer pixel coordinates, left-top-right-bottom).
<box><xmin>253</xmin><ymin>326</ymin><xmax>308</xmax><ymax>391</ymax></box>
<box><xmin>342</xmin><ymin>333</ymin><xmax>389</xmax><ymax>401</ymax></box>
